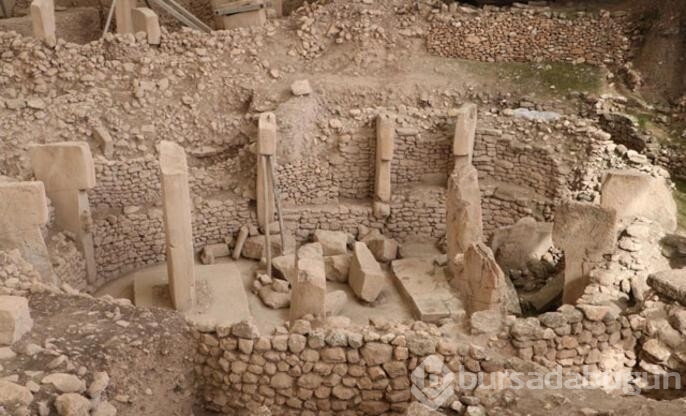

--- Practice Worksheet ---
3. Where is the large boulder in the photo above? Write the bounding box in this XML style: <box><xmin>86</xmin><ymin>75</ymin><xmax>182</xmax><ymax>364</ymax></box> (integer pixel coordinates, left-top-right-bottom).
<box><xmin>600</xmin><ymin>169</ymin><xmax>677</xmax><ymax>232</ymax></box>
<box><xmin>0</xmin><ymin>380</ymin><xmax>33</xmax><ymax>407</ymax></box>
<box><xmin>349</xmin><ymin>242</ymin><xmax>385</xmax><ymax>302</ymax></box>
<box><xmin>242</xmin><ymin>235</ymin><xmax>295</xmax><ymax>260</ymax></box>
<box><xmin>55</xmin><ymin>393</ymin><xmax>91</xmax><ymax>416</ymax></box>
<box><xmin>490</xmin><ymin>217</ymin><xmax>553</xmax><ymax>272</ymax></box>
<box><xmin>0</xmin><ymin>296</ymin><xmax>33</xmax><ymax>346</ymax></box>
<box><xmin>365</xmin><ymin>236</ymin><xmax>399</xmax><ymax>263</ymax></box>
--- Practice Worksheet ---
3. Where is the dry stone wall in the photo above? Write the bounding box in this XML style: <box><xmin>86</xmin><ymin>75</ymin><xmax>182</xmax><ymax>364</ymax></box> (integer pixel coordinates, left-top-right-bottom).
<box><xmin>391</xmin><ymin>132</ymin><xmax>452</xmax><ymax>186</ymax></box>
<box><xmin>195</xmin><ymin>320</ymin><xmax>505</xmax><ymax>416</ymax></box>
<box><xmin>427</xmin><ymin>7</ymin><xmax>631</xmax><ymax>65</ymax></box>
<box><xmin>90</xmin><ymin>157</ymin><xmax>160</xmax><ymax>208</ymax></box>
<box><xmin>278</xmin><ymin>157</ymin><xmax>339</xmax><ymax>206</ymax></box>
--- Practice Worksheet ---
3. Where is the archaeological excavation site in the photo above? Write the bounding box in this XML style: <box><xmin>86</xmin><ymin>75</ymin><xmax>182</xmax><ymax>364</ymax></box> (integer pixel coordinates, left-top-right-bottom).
<box><xmin>2</xmin><ymin>0</ymin><xmax>686</xmax><ymax>414</ymax></box>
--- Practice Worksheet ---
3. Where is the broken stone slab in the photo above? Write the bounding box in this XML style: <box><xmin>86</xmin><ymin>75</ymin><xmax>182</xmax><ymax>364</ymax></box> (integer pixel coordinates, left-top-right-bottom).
<box><xmin>324</xmin><ymin>254</ymin><xmax>350</xmax><ymax>283</ymax></box>
<box><xmin>600</xmin><ymin>169</ymin><xmax>677</xmax><ymax>233</ymax></box>
<box><xmin>55</xmin><ymin>392</ymin><xmax>91</xmax><ymax>416</ymax></box>
<box><xmin>459</xmin><ymin>242</ymin><xmax>521</xmax><ymax>315</ymax></box>
<box><xmin>648</xmin><ymin>270</ymin><xmax>686</xmax><ymax>306</ymax></box>
<box><xmin>0</xmin><ymin>296</ymin><xmax>33</xmax><ymax>346</ymax></box>
<box><xmin>489</xmin><ymin>217</ymin><xmax>553</xmax><ymax>272</ymax></box>
<box><xmin>365</xmin><ymin>235</ymin><xmax>399</xmax><ymax>263</ymax></box>
<box><xmin>200</xmin><ymin>243</ymin><xmax>230</xmax><ymax>265</ymax></box>
<box><xmin>242</xmin><ymin>234</ymin><xmax>295</xmax><ymax>260</ymax></box>
<box><xmin>258</xmin><ymin>285</ymin><xmax>290</xmax><ymax>309</ymax></box>
<box><xmin>391</xmin><ymin>258</ymin><xmax>463</xmax><ymax>323</ymax></box>
<box><xmin>349</xmin><ymin>242</ymin><xmax>385</xmax><ymax>303</ymax></box>
<box><xmin>132</xmin><ymin>7</ymin><xmax>161</xmax><ymax>45</ymax></box>
<box><xmin>290</xmin><ymin>79</ymin><xmax>312</xmax><ymax>96</ymax></box>
<box><xmin>272</xmin><ymin>253</ymin><xmax>296</xmax><ymax>281</ymax></box>
<box><xmin>290</xmin><ymin>243</ymin><xmax>326</xmax><ymax>322</ymax></box>
<box><xmin>313</xmin><ymin>229</ymin><xmax>348</xmax><ymax>256</ymax></box>
<box><xmin>553</xmin><ymin>201</ymin><xmax>617</xmax><ymax>305</ymax></box>
<box><xmin>42</xmin><ymin>373</ymin><xmax>86</xmax><ymax>393</ymax></box>
<box><xmin>326</xmin><ymin>290</ymin><xmax>347</xmax><ymax>316</ymax></box>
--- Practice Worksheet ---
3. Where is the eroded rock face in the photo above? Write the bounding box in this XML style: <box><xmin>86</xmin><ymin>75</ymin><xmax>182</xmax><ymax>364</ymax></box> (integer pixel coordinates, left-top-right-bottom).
<box><xmin>458</xmin><ymin>242</ymin><xmax>521</xmax><ymax>315</ymax></box>
<box><xmin>600</xmin><ymin>169</ymin><xmax>677</xmax><ymax>233</ymax></box>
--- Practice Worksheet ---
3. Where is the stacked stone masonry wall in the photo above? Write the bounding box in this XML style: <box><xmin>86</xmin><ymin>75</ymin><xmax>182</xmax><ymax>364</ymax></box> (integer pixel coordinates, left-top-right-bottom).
<box><xmin>427</xmin><ymin>8</ymin><xmax>631</xmax><ymax>65</ymax></box>
<box><xmin>195</xmin><ymin>321</ymin><xmax>506</xmax><ymax>416</ymax></box>
<box><xmin>509</xmin><ymin>305</ymin><xmax>638</xmax><ymax>374</ymax></box>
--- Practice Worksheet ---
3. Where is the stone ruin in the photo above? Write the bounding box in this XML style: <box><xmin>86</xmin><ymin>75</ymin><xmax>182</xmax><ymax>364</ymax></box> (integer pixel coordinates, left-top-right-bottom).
<box><xmin>2</xmin><ymin>1</ymin><xmax>686</xmax><ymax>416</ymax></box>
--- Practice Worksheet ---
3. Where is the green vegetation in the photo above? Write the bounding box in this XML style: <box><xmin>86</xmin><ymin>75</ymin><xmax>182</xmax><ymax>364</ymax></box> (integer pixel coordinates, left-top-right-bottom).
<box><xmin>492</xmin><ymin>62</ymin><xmax>604</xmax><ymax>96</ymax></box>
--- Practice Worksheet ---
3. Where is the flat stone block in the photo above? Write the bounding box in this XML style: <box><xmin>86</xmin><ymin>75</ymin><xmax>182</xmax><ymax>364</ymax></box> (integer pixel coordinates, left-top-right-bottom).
<box><xmin>349</xmin><ymin>242</ymin><xmax>384</xmax><ymax>302</ymax></box>
<box><xmin>30</xmin><ymin>0</ymin><xmax>55</xmax><ymax>46</ymax></box>
<box><xmin>0</xmin><ymin>296</ymin><xmax>33</xmax><ymax>346</ymax></box>
<box><xmin>218</xmin><ymin>8</ymin><xmax>266</xmax><ymax>30</ymax></box>
<box><xmin>30</xmin><ymin>142</ymin><xmax>96</xmax><ymax>191</ymax></box>
<box><xmin>132</xmin><ymin>7</ymin><xmax>161</xmax><ymax>45</ymax></box>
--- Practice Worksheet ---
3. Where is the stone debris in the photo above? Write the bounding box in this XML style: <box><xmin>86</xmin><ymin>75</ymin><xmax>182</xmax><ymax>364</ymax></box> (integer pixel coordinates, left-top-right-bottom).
<box><xmin>289</xmin><ymin>243</ymin><xmax>326</xmax><ymax>322</ymax></box>
<box><xmin>348</xmin><ymin>242</ymin><xmax>385</xmax><ymax>303</ymax></box>
<box><xmin>648</xmin><ymin>270</ymin><xmax>686</xmax><ymax>306</ymax></box>
<box><xmin>290</xmin><ymin>79</ymin><xmax>312</xmax><ymax>96</ymax></box>
<box><xmin>313</xmin><ymin>229</ymin><xmax>349</xmax><ymax>256</ymax></box>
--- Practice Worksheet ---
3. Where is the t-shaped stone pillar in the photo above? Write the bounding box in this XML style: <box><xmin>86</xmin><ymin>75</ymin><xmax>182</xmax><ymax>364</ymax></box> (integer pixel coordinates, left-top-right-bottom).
<box><xmin>160</xmin><ymin>141</ymin><xmax>196</xmax><ymax>312</ymax></box>
<box><xmin>553</xmin><ymin>202</ymin><xmax>617</xmax><ymax>304</ymax></box>
<box><xmin>0</xmin><ymin>181</ymin><xmax>55</xmax><ymax>283</ymax></box>
<box><xmin>30</xmin><ymin>0</ymin><xmax>56</xmax><ymax>47</ymax></box>
<box><xmin>453</xmin><ymin>103</ymin><xmax>477</xmax><ymax>165</ymax></box>
<box><xmin>132</xmin><ymin>7</ymin><xmax>161</xmax><ymax>45</ymax></box>
<box><xmin>115</xmin><ymin>0</ymin><xmax>136</xmax><ymax>33</ymax></box>
<box><xmin>374</xmin><ymin>113</ymin><xmax>395</xmax><ymax>218</ymax></box>
<box><xmin>29</xmin><ymin>142</ymin><xmax>97</xmax><ymax>284</ymax></box>
<box><xmin>257</xmin><ymin>112</ymin><xmax>277</xmax><ymax>229</ymax></box>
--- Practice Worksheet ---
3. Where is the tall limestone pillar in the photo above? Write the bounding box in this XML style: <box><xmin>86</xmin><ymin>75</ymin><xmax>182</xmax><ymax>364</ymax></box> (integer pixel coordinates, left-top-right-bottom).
<box><xmin>30</xmin><ymin>142</ymin><xmax>97</xmax><ymax>284</ymax></box>
<box><xmin>30</xmin><ymin>0</ymin><xmax>56</xmax><ymax>46</ymax></box>
<box><xmin>374</xmin><ymin>113</ymin><xmax>394</xmax><ymax>218</ymax></box>
<box><xmin>115</xmin><ymin>0</ymin><xmax>136</xmax><ymax>33</ymax></box>
<box><xmin>0</xmin><ymin>181</ymin><xmax>55</xmax><ymax>283</ymax></box>
<box><xmin>160</xmin><ymin>141</ymin><xmax>196</xmax><ymax>312</ymax></box>
<box><xmin>257</xmin><ymin>112</ymin><xmax>277</xmax><ymax>229</ymax></box>
<box><xmin>453</xmin><ymin>103</ymin><xmax>477</xmax><ymax>165</ymax></box>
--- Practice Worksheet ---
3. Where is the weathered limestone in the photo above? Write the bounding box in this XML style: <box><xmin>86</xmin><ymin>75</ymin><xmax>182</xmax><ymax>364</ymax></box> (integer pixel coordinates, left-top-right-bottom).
<box><xmin>30</xmin><ymin>142</ymin><xmax>97</xmax><ymax>283</ymax></box>
<box><xmin>459</xmin><ymin>242</ymin><xmax>521</xmax><ymax>315</ymax></box>
<box><xmin>313</xmin><ymin>230</ymin><xmax>348</xmax><ymax>256</ymax></box>
<box><xmin>349</xmin><ymin>242</ymin><xmax>385</xmax><ymax>302</ymax></box>
<box><xmin>0</xmin><ymin>296</ymin><xmax>33</xmax><ymax>346</ymax></box>
<box><xmin>648</xmin><ymin>269</ymin><xmax>686</xmax><ymax>306</ymax></box>
<box><xmin>324</xmin><ymin>254</ymin><xmax>350</xmax><ymax>282</ymax></box>
<box><xmin>600</xmin><ymin>169</ymin><xmax>677</xmax><ymax>233</ymax></box>
<box><xmin>365</xmin><ymin>235</ymin><xmax>399</xmax><ymax>263</ymax></box>
<box><xmin>132</xmin><ymin>7</ymin><xmax>161</xmax><ymax>45</ymax></box>
<box><xmin>30</xmin><ymin>0</ymin><xmax>55</xmax><ymax>46</ymax></box>
<box><xmin>373</xmin><ymin>113</ymin><xmax>394</xmax><ymax>218</ymax></box>
<box><xmin>159</xmin><ymin>141</ymin><xmax>196</xmax><ymax>312</ymax></box>
<box><xmin>0</xmin><ymin>181</ymin><xmax>54</xmax><ymax>282</ymax></box>
<box><xmin>490</xmin><ymin>217</ymin><xmax>553</xmax><ymax>272</ymax></box>
<box><xmin>553</xmin><ymin>202</ymin><xmax>617</xmax><ymax>304</ymax></box>
<box><xmin>115</xmin><ymin>0</ymin><xmax>136</xmax><ymax>33</ymax></box>
<box><xmin>290</xmin><ymin>243</ymin><xmax>326</xmax><ymax>322</ymax></box>
<box><xmin>446</xmin><ymin>161</ymin><xmax>483</xmax><ymax>276</ymax></box>
<box><xmin>453</xmin><ymin>103</ymin><xmax>477</xmax><ymax>163</ymax></box>
<box><xmin>257</xmin><ymin>112</ymin><xmax>277</xmax><ymax>229</ymax></box>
